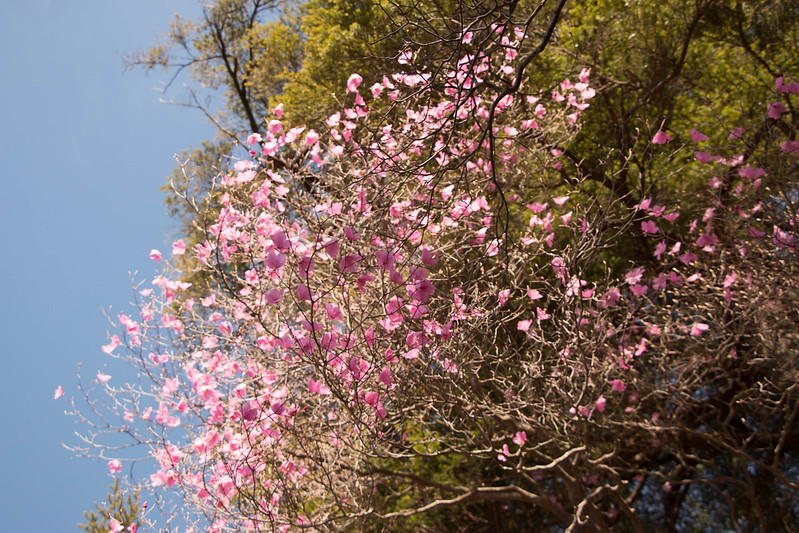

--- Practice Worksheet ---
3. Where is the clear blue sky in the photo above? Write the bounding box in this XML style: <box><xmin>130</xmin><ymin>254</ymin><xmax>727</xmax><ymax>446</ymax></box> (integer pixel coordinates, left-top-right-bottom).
<box><xmin>0</xmin><ymin>2</ymin><xmax>216</xmax><ymax>530</ymax></box>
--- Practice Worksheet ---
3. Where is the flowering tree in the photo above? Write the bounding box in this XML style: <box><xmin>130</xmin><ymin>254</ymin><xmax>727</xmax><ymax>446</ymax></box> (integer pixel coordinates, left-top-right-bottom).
<box><xmin>71</xmin><ymin>10</ymin><xmax>799</xmax><ymax>532</ymax></box>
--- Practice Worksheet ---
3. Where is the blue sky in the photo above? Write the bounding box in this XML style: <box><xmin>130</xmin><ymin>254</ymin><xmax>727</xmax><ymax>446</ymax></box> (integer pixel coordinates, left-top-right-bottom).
<box><xmin>0</xmin><ymin>1</ymin><xmax>217</xmax><ymax>530</ymax></box>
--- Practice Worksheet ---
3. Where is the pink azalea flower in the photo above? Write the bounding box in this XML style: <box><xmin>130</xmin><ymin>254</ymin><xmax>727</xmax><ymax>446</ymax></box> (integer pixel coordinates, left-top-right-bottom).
<box><xmin>108</xmin><ymin>459</ymin><xmax>122</xmax><ymax>474</ymax></box>
<box><xmin>297</xmin><ymin>284</ymin><xmax>312</xmax><ymax>301</ymax></box>
<box><xmin>109</xmin><ymin>517</ymin><xmax>124</xmax><ymax>533</ymax></box>
<box><xmin>641</xmin><ymin>220</ymin><xmax>659</xmax><ymax>234</ymax></box>
<box><xmin>517</xmin><ymin>319</ymin><xmax>532</xmax><ymax>332</ymax></box>
<box><xmin>695</xmin><ymin>151</ymin><xmax>715</xmax><ymax>163</ymax></box>
<box><xmin>595</xmin><ymin>395</ymin><xmax>607</xmax><ymax>413</ymax></box>
<box><xmin>728</xmin><ymin>127</ymin><xmax>745</xmax><ymax>140</ymax></box>
<box><xmin>265</xmin><ymin>289</ymin><xmax>283</xmax><ymax>304</ymax></box>
<box><xmin>346</xmin><ymin>73</ymin><xmax>363</xmax><ymax>93</ymax></box>
<box><xmin>651</xmin><ymin>131</ymin><xmax>672</xmax><ymax>144</ymax></box>
<box><xmin>689</xmin><ymin>129</ymin><xmax>709</xmax><ymax>143</ymax></box>
<box><xmin>102</xmin><ymin>335</ymin><xmax>120</xmax><ymax>355</ymax></box>
<box><xmin>513</xmin><ymin>431</ymin><xmax>527</xmax><ymax>446</ymax></box>
<box><xmin>171</xmin><ymin>239</ymin><xmax>186</xmax><ymax>256</ymax></box>
<box><xmin>767</xmin><ymin>101</ymin><xmax>786</xmax><ymax>119</ymax></box>
<box><xmin>498</xmin><ymin>289</ymin><xmax>511</xmax><ymax>306</ymax></box>
<box><xmin>738</xmin><ymin>166</ymin><xmax>766</xmax><ymax>180</ymax></box>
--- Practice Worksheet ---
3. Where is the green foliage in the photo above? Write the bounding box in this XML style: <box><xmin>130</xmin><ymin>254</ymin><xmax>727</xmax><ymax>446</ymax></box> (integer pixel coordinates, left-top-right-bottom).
<box><xmin>79</xmin><ymin>478</ymin><xmax>142</xmax><ymax>533</ymax></box>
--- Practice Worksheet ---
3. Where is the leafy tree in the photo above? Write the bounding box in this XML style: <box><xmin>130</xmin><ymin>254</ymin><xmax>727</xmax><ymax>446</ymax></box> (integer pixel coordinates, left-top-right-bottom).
<box><xmin>79</xmin><ymin>478</ymin><xmax>142</xmax><ymax>533</ymax></box>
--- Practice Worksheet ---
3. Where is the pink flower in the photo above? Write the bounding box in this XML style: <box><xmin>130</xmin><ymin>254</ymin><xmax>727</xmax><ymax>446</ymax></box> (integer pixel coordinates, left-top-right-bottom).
<box><xmin>149</xmin><ymin>249</ymin><xmax>162</xmax><ymax>262</ymax></box>
<box><xmin>738</xmin><ymin>166</ymin><xmax>766</xmax><ymax>180</ymax></box>
<box><xmin>513</xmin><ymin>431</ymin><xmax>527</xmax><ymax>446</ymax></box>
<box><xmin>767</xmin><ymin>101</ymin><xmax>786</xmax><ymax>119</ymax></box>
<box><xmin>689</xmin><ymin>129</ymin><xmax>709</xmax><ymax>143</ymax></box>
<box><xmin>595</xmin><ymin>396</ymin><xmax>607</xmax><ymax>413</ymax></box>
<box><xmin>651</xmin><ymin>131</ymin><xmax>672</xmax><ymax>144</ymax></box>
<box><xmin>297</xmin><ymin>283</ymin><xmax>312</xmax><ymax>301</ymax></box>
<box><xmin>728</xmin><ymin>127</ymin><xmax>745</xmax><ymax>140</ymax></box>
<box><xmin>610</xmin><ymin>379</ymin><xmax>626</xmax><ymax>392</ymax></box>
<box><xmin>340</xmin><ymin>254</ymin><xmax>362</xmax><ymax>273</ymax></box>
<box><xmin>690</xmin><ymin>322</ymin><xmax>709</xmax><ymax>337</ymax></box>
<box><xmin>246</xmin><ymin>133</ymin><xmax>262</xmax><ymax>145</ymax></box>
<box><xmin>695</xmin><ymin>151</ymin><xmax>715</xmax><ymax>163</ymax></box>
<box><xmin>102</xmin><ymin>335</ymin><xmax>120</xmax><ymax>355</ymax></box>
<box><xmin>265</xmin><ymin>251</ymin><xmax>286</xmax><ymax>270</ymax></box>
<box><xmin>379</xmin><ymin>367</ymin><xmax>394</xmax><ymax>386</ymax></box>
<box><xmin>641</xmin><ymin>220</ymin><xmax>659</xmax><ymax>234</ymax></box>
<box><xmin>625</xmin><ymin>267</ymin><xmax>645</xmax><ymax>285</ymax></box>
<box><xmin>171</xmin><ymin>240</ymin><xmax>186</xmax><ymax>256</ymax></box>
<box><xmin>517</xmin><ymin>319</ymin><xmax>532</xmax><ymax>332</ymax></box>
<box><xmin>271</xmin><ymin>231</ymin><xmax>291</xmax><ymax>251</ymax></box>
<box><xmin>54</xmin><ymin>385</ymin><xmax>64</xmax><ymax>399</ymax></box>
<box><xmin>498</xmin><ymin>289</ymin><xmax>511</xmax><ymax>306</ymax></box>
<box><xmin>108</xmin><ymin>459</ymin><xmax>122</xmax><ymax>474</ymax></box>
<box><xmin>782</xmin><ymin>141</ymin><xmax>799</xmax><ymax>154</ymax></box>
<box><xmin>346</xmin><ymin>73</ymin><xmax>363</xmax><ymax>93</ymax></box>
<box><xmin>97</xmin><ymin>371</ymin><xmax>112</xmax><ymax>384</ymax></box>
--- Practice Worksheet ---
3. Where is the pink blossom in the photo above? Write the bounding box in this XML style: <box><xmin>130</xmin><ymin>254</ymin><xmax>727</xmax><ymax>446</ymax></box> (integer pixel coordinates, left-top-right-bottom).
<box><xmin>513</xmin><ymin>431</ymin><xmax>527</xmax><ymax>446</ymax></box>
<box><xmin>498</xmin><ymin>289</ymin><xmax>511</xmax><ymax>306</ymax></box>
<box><xmin>690</xmin><ymin>322</ymin><xmax>709</xmax><ymax>337</ymax></box>
<box><xmin>149</xmin><ymin>249</ymin><xmax>162</xmax><ymax>262</ymax></box>
<box><xmin>97</xmin><ymin>371</ymin><xmax>112</xmax><ymax>384</ymax></box>
<box><xmin>108</xmin><ymin>459</ymin><xmax>122</xmax><ymax>474</ymax></box>
<box><xmin>109</xmin><ymin>517</ymin><xmax>124</xmax><ymax>533</ymax></box>
<box><xmin>782</xmin><ymin>141</ymin><xmax>799</xmax><ymax>154</ymax></box>
<box><xmin>347</xmin><ymin>73</ymin><xmax>364</xmax><ymax>93</ymax></box>
<box><xmin>102</xmin><ymin>335</ymin><xmax>120</xmax><ymax>355</ymax></box>
<box><xmin>690</xmin><ymin>129</ymin><xmax>709</xmax><ymax>143</ymax></box>
<box><xmin>767</xmin><ymin>101</ymin><xmax>786</xmax><ymax>119</ymax></box>
<box><xmin>379</xmin><ymin>367</ymin><xmax>394</xmax><ymax>386</ymax></box>
<box><xmin>271</xmin><ymin>230</ymin><xmax>291</xmax><ymax>251</ymax></box>
<box><xmin>297</xmin><ymin>284</ymin><xmax>312</xmax><ymax>301</ymax></box>
<box><xmin>641</xmin><ymin>220</ymin><xmax>659</xmax><ymax>234</ymax></box>
<box><xmin>517</xmin><ymin>319</ymin><xmax>532</xmax><ymax>332</ymax></box>
<box><xmin>54</xmin><ymin>385</ymin><xmax>64</xmax><ymax>399</ymax></box>
<box><xmin>171</xmin><ymin>239</ymin><xmax>186</xmax><ymax>255</ymax></box>
<box><xmin>728</xmin><ymin>127</ymin><xmax>745</xmax><ymax>140</ymax></box>
<box><xmin>595</xmin><ymin>396</ymin><xmax>607</xmax><ymax>413</ymax></box>
<box><xmin>738</xmin><ymin>166</ymin><xmax>766</xmax><ymax>180</ymax></box>
<box><xmin>695</xmin><ymin>151</ymin><xmax>715</xmax><ymax>163</ymax></box>
<box><xmin>651</xmin><ymin>131</ymin><xmax>672</xmax><ymax>144</ymax></box>
<box><xmin>610</xmin><ymin>379</ymin><xmax>626</xmax><ymax>392</ymax></box>
<box><xmin>625</xmin><ymin>267</ymin><xmax>645</xmax><ymax>285</ymax></box>
<box><xmin>340</xmin><ymin>254</ymin><xmax>362</xmax><ymax>273</ymax></box>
